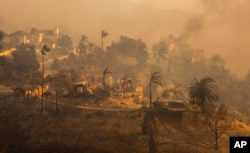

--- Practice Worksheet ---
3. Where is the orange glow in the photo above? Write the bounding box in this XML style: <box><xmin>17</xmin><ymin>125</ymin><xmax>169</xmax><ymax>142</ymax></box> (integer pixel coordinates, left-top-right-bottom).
<box><xmin>0</xmin><ymin>48</ymin><xmax>16</xmax><ymax>57</ymax></box>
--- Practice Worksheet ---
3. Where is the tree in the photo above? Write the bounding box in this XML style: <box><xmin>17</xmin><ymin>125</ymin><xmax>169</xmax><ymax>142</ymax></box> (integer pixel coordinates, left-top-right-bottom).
<box><xmin>167</xmin><ymin>53</ymin><xmax>177</xmax><ymax>74</ymax></box>
<box><xmin>106</xmin><ymin>36</ymin><xmax>148</xmax><ymax>72</ymax></box>
<box><xmin>87</xmin><ymin>44</ymin><xmax>105</xmax><ymax>68</ymax></box>
<box><xmin>121</xmin><ymin>76</ymin><xmax>132</xmax><ymax>97</ymax></box>
<box><xmin>41</xmin><ymin>44</ymin><xmax>50</xmax><ymax>113</ymax></box>
<box><xmin>103</xmin><ymin>68</ymin><xmax>112</xmax><ymax>89</ymax></box>
<box><xmin>56</xmin><ymin>34</ymin><xmax>72</xmax><ymax>49</ymax></box>
<box><xmin>50</xmin><ymin>58</ymin><xmax>61</xmax><ymax>72</ymax></box>
<box><xmin>12</xmin><ymin>44</ymin><xmax>40</xmax><ymax>84</ymax></box>
<box><xmin>188</xmin><ymin>76</ymin><xmax>219</xmax><ymax>113</ymax></box>
<box><xmin>152</xmin><ymin>42</ymin><xmax>168</xmax><ymax>69</ymax></box>
<box><xmin>101</xmin><ymin>30</ymin><xmax>109</xmax><ymax>50</ymax></box>
<box><xmin>0</xmin><ymin>31</ymin><xmax>3</xmax><ymax>40</ymax></box>
<box><xmin>205</xmin><ymin>104</ymin><xmax>232</xmax><ymax>149</ymax></box>
<box><xmin>77</xmin><ymin>35</ymin><xmax>88</xmax><ymax>55</ymax></box>
<box><xmin>209</xmin><ymin>54</ymin><xmax>225</xmax><ymax>68</ymax></box>
<box><xmin>0</xmin><ymin>31</ymin><xmax>4</xmax><ymax>50</ymax></box>
<box><xmin>46</xmin><ymin>74</ymin><xmax>65</xmax><ymax>114</ymax></box>
<box><xmin>149</xmin><ymin>72</ymin><xmax>162</xmax><ymax>108</ymax></box>
<box><xmin>12</xmin><ymin>44</ymin><xmax>40</xmax><ymax>74</ymax></box>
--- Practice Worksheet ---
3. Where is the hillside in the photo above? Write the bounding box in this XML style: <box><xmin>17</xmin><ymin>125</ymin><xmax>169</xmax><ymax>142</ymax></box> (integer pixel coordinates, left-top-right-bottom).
<box><xmin>0</xmin><ymin>98</ymin><xmax>250</xmax><ymax>153</ymax></box>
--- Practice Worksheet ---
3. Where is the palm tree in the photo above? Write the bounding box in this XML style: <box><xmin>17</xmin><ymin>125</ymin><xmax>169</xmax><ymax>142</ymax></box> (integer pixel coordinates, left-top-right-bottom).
<box><xmin>152</xmin><ymin>42</ymin><xmax>168</xmax><ymax>69</ymax></box>
<box><xmin>167</xmin><ymin>53</ymin><xmax>177</xmax><ymax>74</ymax></box>
<box><xmin>121</xmin><ymin>76</ymin><xmax>132</xmax><ymax>97</ymax></box>
<box><xmin>41</xmin><ymin>44</ymin><xmax>50</xmax><ymax>113</ymax></box>
<box><xmin>149</xmin><ymin>72</ymin><xmax>162</xmax><ymax>108</ymax></box>
<box><xmin>102</xmin><ymin>68</ymin><xmax>112</xmax><ymax>89</ymax></box>
<box><xmin>101</xmin><ymin>31</ymin><xmax>109</xmax><ymax>50</ymax></box>
<box><xmin>188</xmin><ymin>76</ymin><xmax>219</xmax><ymax>113</ymax></box>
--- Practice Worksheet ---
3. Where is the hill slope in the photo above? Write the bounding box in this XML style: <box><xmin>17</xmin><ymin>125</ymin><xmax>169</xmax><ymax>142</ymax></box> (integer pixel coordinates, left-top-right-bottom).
<box><xmin>0</xmin><ymin>99</ymin><xmax>250</xmax><ymax>153</ymax></box>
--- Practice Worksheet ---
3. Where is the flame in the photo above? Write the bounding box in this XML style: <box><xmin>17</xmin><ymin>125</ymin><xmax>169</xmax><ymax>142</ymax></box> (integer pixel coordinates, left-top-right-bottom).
<box><xmin>0</xmin><ymin>48</ymin><xmax>16</xmax><ymax>57</ymax></box>
<box><xmin>168</xmin><ymin>43</ymin><xmax>175</xmax><ymax>51</ymax></box>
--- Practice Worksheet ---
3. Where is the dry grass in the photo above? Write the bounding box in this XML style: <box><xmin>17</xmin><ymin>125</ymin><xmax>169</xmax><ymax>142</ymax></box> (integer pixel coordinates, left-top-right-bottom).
<box><xmin>0</xmin><ymin>98</ymin><xmax>250</xmax><ymax>153</ymax></box>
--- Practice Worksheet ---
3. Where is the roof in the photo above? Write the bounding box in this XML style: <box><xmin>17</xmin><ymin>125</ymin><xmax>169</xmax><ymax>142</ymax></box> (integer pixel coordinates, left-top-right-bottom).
<box><xmin>30</xmin><ymin>28</ymin><xmax>54</xmax><ymax>35</ymax></box>
<box><xmin>8</xmin><ymin>31</ymin><xmax>27</xmax><ymax>37</ymax></box>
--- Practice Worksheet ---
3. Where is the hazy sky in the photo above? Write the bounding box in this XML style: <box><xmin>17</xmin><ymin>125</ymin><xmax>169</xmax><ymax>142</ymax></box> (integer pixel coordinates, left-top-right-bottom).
<box><xmin>0</xmin><ymin>0</ymin><xmax>250</xmax><ymax>77</ymax></box>
<box><xmin>127</xmin><ymin>0</ymin><xmax>202</xmax><ymax>11</ymax></box>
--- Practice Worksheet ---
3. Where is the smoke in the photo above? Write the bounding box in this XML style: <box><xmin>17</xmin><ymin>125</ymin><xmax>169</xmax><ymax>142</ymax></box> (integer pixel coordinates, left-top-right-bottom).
<box><xmin>177</xmin><ymin>15</ymin><xmax>204</xmax><ymax>43</ymax></box>
<box><xmin>177</xmin><ymin>0</ymin><xmax>250</xmax><ymax>77</ymax></box>
<box><xmin>1</xmin><ymin>0</ymin><xmax>250</xmax><ymax>77</ymax></box>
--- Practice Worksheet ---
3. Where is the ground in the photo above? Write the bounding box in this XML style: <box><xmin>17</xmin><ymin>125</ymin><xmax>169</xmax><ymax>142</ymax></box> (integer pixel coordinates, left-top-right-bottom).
<box><xmin>0</xmin><ymin>97</ymin><xmax>250</xmax><ymax>153</ymax></box>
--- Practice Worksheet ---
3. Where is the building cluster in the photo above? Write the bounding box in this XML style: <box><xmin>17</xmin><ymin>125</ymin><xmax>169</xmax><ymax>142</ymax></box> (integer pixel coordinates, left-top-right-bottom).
<box><xmin>2</xmin><ymin>27</ymin><xmax>60</xmax><ymax>49</ymax></box>
<box><xmin>71</xmin><ymin>74</ymin><xmax>144</xmax><ymax>102</ymax></box>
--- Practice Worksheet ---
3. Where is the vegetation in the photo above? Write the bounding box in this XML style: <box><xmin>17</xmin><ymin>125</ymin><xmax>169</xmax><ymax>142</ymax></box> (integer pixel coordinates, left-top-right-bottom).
<box><xmin>41</xmin><ymin>44</ymin><xmax>50</xmax><ymax>113</ymax></box>
<box><xmin>152</xmin><ymin>41</ymin><xmax>168</xmax><ymax>69</ymax></box>
<box><xmin>2</xmin><ymin>27</ymin><xmax>250</xmax><ymax>153</ymax></box>
<box><xmin>205</xmin><ymin>104</ymin><xmax>233</xmax><ymax>150</ymax></box>
<box><xmin>56</xmin><ymin>34</ymin><xmax>73</xmax><ymax>49</ymax></box>
<box><xmin>76</xmin><ymin>35</ymin><xmax>88</xmax><ymax>55</ymax></box>
<box><xmin>1</xmin><ymin>99</ymin><xmax>249</xmax><ymax>153</ymax></box>
<box><xmin>188</xmin><ymin>76</ymin><xmax>219</xmax><ymax>113</ymax></box>
<box><xmin>149</xmin><ymin>72</ymin><xmax>162</xmax><ymax>108</ymax></box>
<box><xmin>101</xmin><ymin>30</ymin><xmax>109</xmax><ymax>50</ymax></box>
<box><xmin>50</xmin><ymin>58</ymin><xmax>61</xmax><ymax>72</ymax></box>
<box><xmin>0</xmin><ymin>31</ymin><xmax>3</xmax><ymax>50</ymax></box>
<box><xmin>106</xmin><ymin>36</ymin><xmax>148</xmax><ymax>74</ymax></box>
<box><xmin>12</xmin><ymin>44</ymin><xmax>39</xmax><ymax>75</ymax></box>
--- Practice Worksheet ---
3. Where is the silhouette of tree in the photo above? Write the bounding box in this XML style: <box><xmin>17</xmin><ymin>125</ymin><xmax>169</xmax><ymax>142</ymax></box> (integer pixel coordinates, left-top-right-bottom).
<box><xmin>77</xmin><ymin>35</ymin><xmax>88</xmax><ymax>55</ymax></box>
<box><xmin>51</xmin><ymin>58</ymin><xmax>61</xmax><ymax>72</ymax></box>
<box><xmin>56</xmin><ymin>34</ymin><xmax>72</xmax><ymax>49</ymax></box>
<box><xmin>46</xmin><ymin>73</ymin><xmax>65</xmax><ymax>114</ymax></box>
<box><xmin>41</xmin><ymin>44</ymin><xmax>50</xmax><ymax>113</ymax></box>
<box><xmin>101</xmin><ymin>30</ymin><xmax>109</xmax><ymax>50</ymax></box>
<box><xmin>0</xmin><ymin>31</ymin><xmax>4</xmax><ymax>50</ymax></box>
<box><xmin>12</xmin><ymin>44</ymin><xmax>39</xmax><ymax>74</ymax></box>
<box><xmin>152</xmin><ymin>42</ymin><xmax>168</xmax><ymax>69</ymax></box>
<box><xmin>87</xmin><ymin>44</ymin><xmax>105</xmax><ymax>68</ymax></box>
<box><xmin>106</xmin><ymin>36</ymin><xmax>148</xmax><ymax>71</ymax></box>
<box><xmin>149</xmin><ymin>72</ymin><xmax>162</xmax><ymax>108</ymax></box>
<box><xmin>205</xmin><ymin>104</ymin><xmax>232</xmax><ymax>149</ymax></box>
<box><xmin>209</xmin><ymin>54</ymin><xmax>225</xmax><ymax>68</ymax></box>
<box><xmin>188</xmin><ymin>76</ymin><xmax>219</xmax><ymax>113</ymax></box>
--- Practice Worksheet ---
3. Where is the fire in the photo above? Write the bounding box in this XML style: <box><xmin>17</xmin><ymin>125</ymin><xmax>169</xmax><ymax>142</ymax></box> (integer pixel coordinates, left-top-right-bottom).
<box><xmin>0</xmin><ymin>48</ymin><xmax>16</xmax><ymax>57</ymax></box>
<box><xmin>168</xmin><ymin>43</ymin><xmax>175</xmax><ymax>51</ymax></box>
